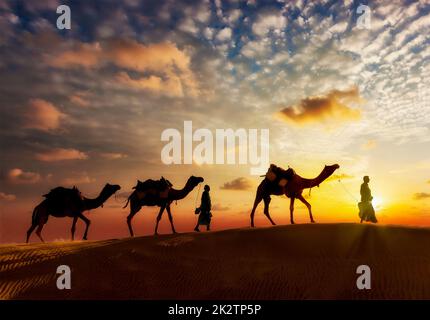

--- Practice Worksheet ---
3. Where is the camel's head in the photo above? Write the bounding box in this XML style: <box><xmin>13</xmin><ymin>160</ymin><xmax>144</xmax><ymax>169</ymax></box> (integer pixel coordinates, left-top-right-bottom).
<box><xmin>324</xmin><ymin>164</ymin><xmax>340</xmax><ymax>175</ymax></box>
<box><xmin>188</xmin><ymin>176</ymin><xmax>204</xmax><ymax>188</ymax></box>
<box><xmin>103</xmin><ymin>183</ymin><xmax>121</xmax><ymax>196</ymax></box>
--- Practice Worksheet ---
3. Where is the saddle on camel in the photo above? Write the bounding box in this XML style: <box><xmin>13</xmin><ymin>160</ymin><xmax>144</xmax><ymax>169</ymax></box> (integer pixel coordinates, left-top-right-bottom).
<box><xmin>264</xmin><ymin>164</ymin><xmax>295</xmax><ymax>189</ymax></box>
<box><xmin>43</xmin><ymin>186</ymin><xmax>84</xmax><ymax>211</ymax></box>
<box><xmin>132</xmin><ymin>176</ymin><xmax>173</xmax><ymax>201</ymax></box>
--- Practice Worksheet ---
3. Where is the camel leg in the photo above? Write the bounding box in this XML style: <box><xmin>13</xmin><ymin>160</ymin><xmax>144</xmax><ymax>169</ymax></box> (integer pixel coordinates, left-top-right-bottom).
<box><xmin>250</xmin><ymin>194</ymin><xmax>263</xmax><ymax>227</ymax></box>
<box><xmin>35</xmin><ymin>223</ymin><xmax>45</xmax><ymax>243</ymax></box>
<box><xmin>166</xmin><ymin>205</ymin><xmax>177</xmax><ymax>234</ymax></box>
<box><xmin>297</xmin><ymin>194</ymin><xmax>315</xmax><ymax>223</ymax></box>
<box><xmin>289</xmin><ymin>197</ymin><xmax>295</xmax><ymax>224</ymax></box>
<box><xmin>71</xmin><ymin>216</ymin><xmax>78</xmax><ymax>241</ymax></box>
<box><xmin>126</xmin><ymin>203</ymin><xmax>142</xmax><ymax>237</ymax></box>
<box><xmin>154</xmin><ymin>205</ymin><xmax>166</xmax><ymax>235</ymax></box>
<box><xmin>26</xmin><ymin>224</ymin><xmax>37</xmax><ymax>243</ymax></box>
<box><xmin>27</xmin><ymin>203</ymin><xmax>45</xmax><ymax>243</ymax></box>
<box><xmin>78</xmin><ymin>213</ymin><xmax>91</xmax><ymax>240</ymax></box>
<box><xmin>263</xmin><ymin>196</ymin><xmax>276</xmax><ymax>226</ymax></box>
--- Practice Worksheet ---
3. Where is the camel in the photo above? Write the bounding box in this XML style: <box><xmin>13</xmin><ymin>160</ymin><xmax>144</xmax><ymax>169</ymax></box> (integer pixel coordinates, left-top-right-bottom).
<box><xmin>26</xmin><ymin>183</ymin><xmax>121</xmax><ymax>243</ymax></box>
<box><xmin>124</xmin><ymin>176</ymin><xmax>204</xmax><ymax>236</ymax></box>
<box><xmin>250</xmin><ymin>164</ymin><xmax>339</xmax><ymax>227</ymax></box>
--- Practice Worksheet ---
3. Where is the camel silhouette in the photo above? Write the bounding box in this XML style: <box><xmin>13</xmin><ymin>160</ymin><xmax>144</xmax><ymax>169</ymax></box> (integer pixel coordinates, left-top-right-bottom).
<box><xmin>250</xmin><ymin>164</ymin><xmax>339</xmax><ymax>227</ymax></box>
<box><xmin>124</xmin><ymin>176</ymin><xmax>204</xmax><ymax>236</ymax></box>
<box><xmin>26</xmin><ymin>183</ymin><xmax>121</xmax><ymax>243</ymax></box>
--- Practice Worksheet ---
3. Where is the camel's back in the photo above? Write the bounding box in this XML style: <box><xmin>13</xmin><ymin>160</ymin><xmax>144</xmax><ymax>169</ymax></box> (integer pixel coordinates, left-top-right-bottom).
<box><xmin>282</xmin><ymin>175</ymin><xmax>305</xmax><ymax>197</ymax></box>
<box><xmin>44</xmin><ymin>187</ymin><xmax>81</xmax><ymax>199</ymax></box>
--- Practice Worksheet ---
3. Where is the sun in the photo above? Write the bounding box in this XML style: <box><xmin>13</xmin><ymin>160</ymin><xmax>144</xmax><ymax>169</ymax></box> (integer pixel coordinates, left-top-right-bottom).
<box><xmin>373</xmin><ymin>196</ymin><xmax>384</xmax><ymax>209</ymax></box>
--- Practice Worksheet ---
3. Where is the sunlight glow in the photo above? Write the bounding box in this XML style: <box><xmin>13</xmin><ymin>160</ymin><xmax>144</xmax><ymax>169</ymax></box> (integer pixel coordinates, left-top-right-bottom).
<box><xmin>373</xmin><ymin>196</ymin><xmax>384</xmax><ymax>210</ymax></box>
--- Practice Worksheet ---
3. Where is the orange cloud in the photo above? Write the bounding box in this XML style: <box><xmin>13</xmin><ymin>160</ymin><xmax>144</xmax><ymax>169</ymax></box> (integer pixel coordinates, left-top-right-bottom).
<box><xmin>51</xmin><ymin>42</ymin><xmax>102</xmax><ymax>69</ymax></box>
<box><xmin>61</xmin><ymin>172</ymin><xmax>95</xmax><ymax>186</ymax></box>
<box><xmin>7</xmin><ymin>168</ymin><xmax>41</xmax><ymax>184</ymax></box>
<box><xmin>220</xmin><ymin>177</ymin><xmax>252</xmax><ymax>190</ymax></box>
<box><xmin>212</xmin><ymin>203</ymin><xmax>230</xmax><ymax>211</ymax></box>
<box><xmin>0</xmin><ymin>192</ymin><xmax>16</xmax><ymax>201</ymax></box>
<box><xmin>107</xmin><ymin>40</ymin><xmax>188</xmax><ymax>71</ymax></box>
<box><xmin>116</xmin><ymin>71</ymin><xmax>184</xmax><ymax>97</ymax></box>
<box><xmin>69</xmin><ymin>92</ymin><xmax>90</xmax><ymax>107</ymax></box>
<box><xmin>50</xmin><ymin>39</ymin><xmax>199</xmax><ymax>97</ymax></box>
<box><xmin>107</xmin><ymin>40</ymin><xmax>199</xmax><ymax>97</ymax></box>
<box><xmin>326</xmin><ymin>173</ymin><xmax>354</xmax><ymax>182</ymax></box>
<box><xmin>414</xmin><ymin>192</ymin><xmax>430</xmax><ymax>200</ymax></box>
<box><xmin>278</xmin><ymin>87</ymin><xmax>362</xmax><ymax>125</ymax></box>
<box><xmin>35</xmin><ymin>148</ymin><xmax>88</xmax><ymax>162</ymax></box>
<box><xmin>23</xmin><ymin>99</ymin><xmax>64</xmax><ymax>131</ymax></box>
<box><xmin>100</xmin><ymin>152</ymin><xmax>128</xmax><ymax>160</ymax></box>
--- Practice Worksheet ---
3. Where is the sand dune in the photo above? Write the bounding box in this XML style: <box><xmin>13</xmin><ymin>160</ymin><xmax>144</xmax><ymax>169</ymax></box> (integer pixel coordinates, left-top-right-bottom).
<box><xmin>1</xmin><ymin>223</ymin><xmax>430</xmax><ymax>299</ymax></box>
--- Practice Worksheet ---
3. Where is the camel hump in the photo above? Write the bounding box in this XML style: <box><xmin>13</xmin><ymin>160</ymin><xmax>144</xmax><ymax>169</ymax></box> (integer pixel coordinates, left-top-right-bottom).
<box><xmin>160</xmin><ymin>176</ymin><xmax>173</xmax><ymax>188</ymax></box>
<box><xmin>43</xmin><ymin>187</ymin><xmax>83</xmax><ymax>211</ymax></box>
<box><xmin>43</xmin><ymin>186</ymin><xmax>81</xmax><ymax>199</ymax></box>
<box><xmin>266</xmin><ymin>164</ymin><xmax>295</xmax><ymax>182</ymax></box>
<box><xmin>133</xmin><ymin>177</ymin><xmax>173</xmax><ymax>192</ymax></box>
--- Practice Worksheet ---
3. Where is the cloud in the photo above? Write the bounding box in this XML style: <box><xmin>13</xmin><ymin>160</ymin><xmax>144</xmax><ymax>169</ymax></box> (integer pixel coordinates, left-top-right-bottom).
<box><xmin>7</xmin><ymin>168</ymin><xmax>41</xmax><ymax>184</ymax></box>
<box><xmin>362</xmin><ymin>140</ymin><xmax>377</xmax><ymax>150</ymax></box>
<box><xmin>23</xmin><ymin>99</ymin><xmax>64</xmax><ymax>131</ymax></box>
<box><xmin>329</xmin><ymin>21</ymin><xmax>348</xmax><ymax>34</ymax></box>
<box><xmin>227</xmin><ymin>9</ymin><xmax>242</xmax><ymax>25</ymax></box>
<box><xmin>24</xmin><ymin>0</ymin><xmax>59</xmax><ymax>13</ymax></box>
<box><xmin>178</xmin><ymin>17</ymin><xmax>199</xmax><ymax>35</ymax></box>
<box><xmin>100</xmin><ymin>152</ymin><xmax>128</xmax><ymax>160</ymax></box>
<box><xmin>241</xmin><ymin>40</ymin><xmax>270</xmax><ymax>58</ymax></box>
<box><xmin>69</xmin><ymin>92</ymin><xmax>90</xmax><ymax>107</ymax></box>
<box><xmin>50</xmin><ymin>42</ymin><xmax>102</xmax><ymax>69</ymax></box>
<box><xmin>0</xmin><ymin>192</ymin><xmax>16</xmax><ymax>201</ymax></box>
<box><xmin>203</xmin><ymin>27</ymin><xmax>214</xmax><ymax>40</ymax></box>
<box><xmin>216</xmin><ymin>27</ymin><xmax>232</xmax><ymax>41</ymax></box>
<box><xmin>35</xmin><ymin>148</ymin><xmax>88</xmax><ymax>162</ymax></box>
<box><xmin>326</xmin><ymin>173</ymin><xmax>354</xmax><ymax>182</ymax></box>
<box><xmin>212</xmin><ymin>203</ymin><xmax>230</xmax><ymax>211</ymax></box>
<box><xmin>220</xmin><ymin>177</ymin><xmax>252</xmax><ymax>190</ymax></box>
<box><xmin>50</xmin><ymin>39</ymin><xmax>199</xmax><ymax>97</ymax></box>
<box><xmin>107</xmin><ymin>40</ymin><xmax>197</xmax><ymax>93</ymax></box>
<box><xmin>252</xmin><ymin>10</ymin><xmax>287</xmax><ymax>37</ymax></box>
<box><xmin>278</xmin><ymin>87</ymin><xmax>362</xmax><ymax>125</ymax></box>
<box><xmin>414</xmin><ymin>192</ymin><xmax>430</xmax><ymax>200</ymax></box>
<box><xmin>116</xmin><ymin>71</ymin><xmax>184</xmax><ymax>97</ymax></box>
<box><xmin>195</xmin><ymin>2</ymin><xmax>211</xmax><ymax>23</ymax></box>
<box><xmin>61</xmin><ymin>172</ymin><xmax>95</xmax><ymax>186</ymax></box>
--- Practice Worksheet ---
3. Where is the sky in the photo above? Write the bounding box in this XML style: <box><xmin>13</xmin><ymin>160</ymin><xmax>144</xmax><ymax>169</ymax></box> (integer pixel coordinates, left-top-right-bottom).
<box><xmin>0</xmin><ymin>0</ymin><xmax>430</xmax><ymax>243</ymax></box>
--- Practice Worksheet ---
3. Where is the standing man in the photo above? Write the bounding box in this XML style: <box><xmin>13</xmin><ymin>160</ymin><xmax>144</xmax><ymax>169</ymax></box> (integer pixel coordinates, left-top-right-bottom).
<box><xmin>194</xmin><ymin>185</ymin><xmax>212</xmax><ymax>232</ymax></box>
<box><xmin>359</xmin><ymin>176</ymin><xmax>377</xmax><ymax>223</ymax></box>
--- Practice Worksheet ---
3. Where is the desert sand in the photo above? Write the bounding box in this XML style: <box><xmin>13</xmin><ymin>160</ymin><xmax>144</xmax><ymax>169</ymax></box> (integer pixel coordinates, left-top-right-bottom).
<box><xmin>1</xmin><ymin>223</ymin><xmax>430</xmax><ymax>300</ymax></box>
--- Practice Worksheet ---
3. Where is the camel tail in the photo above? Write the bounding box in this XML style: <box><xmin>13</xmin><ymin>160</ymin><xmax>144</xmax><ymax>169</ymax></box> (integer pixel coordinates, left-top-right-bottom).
<box><xmin>123</xmin><ymin>197</ymin><xmax>130</xmax><ymax>209</ymax></box>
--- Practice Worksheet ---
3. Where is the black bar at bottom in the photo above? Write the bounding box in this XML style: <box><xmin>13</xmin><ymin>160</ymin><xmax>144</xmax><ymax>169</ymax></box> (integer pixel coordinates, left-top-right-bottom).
<box><xmin>0</xmin><ymin>300</ymin><xmax>428</xmax><ymax>319</ymax></box>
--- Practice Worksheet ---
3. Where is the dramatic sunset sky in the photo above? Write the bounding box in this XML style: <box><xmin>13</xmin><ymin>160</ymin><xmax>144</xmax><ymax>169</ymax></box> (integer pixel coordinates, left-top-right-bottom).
<box><xmin>0</xmin><ymin>0</ymin><xmax>429</xmax><ymax>243</ymax></box>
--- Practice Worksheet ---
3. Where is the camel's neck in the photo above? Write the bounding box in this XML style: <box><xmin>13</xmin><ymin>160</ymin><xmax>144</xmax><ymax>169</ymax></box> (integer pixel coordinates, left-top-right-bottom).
<box><xmin>300</xmin><ymin>166</ymin><xmax>337</xmax><ymax>189</ymax></box>
<box><xmin>169</xmin><ymin>181</ymin><xmax>196</xmax><ymax>200</ymax></box>
<box><xmin>84</xmin><ymin>189</ymin><xmax>114</xmax><ymax>210</ymax></box>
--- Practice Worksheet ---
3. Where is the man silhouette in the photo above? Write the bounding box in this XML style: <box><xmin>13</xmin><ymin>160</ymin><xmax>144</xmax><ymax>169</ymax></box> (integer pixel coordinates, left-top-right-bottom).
<box><xmin>359</xmin><ymin>176</ymin><xmax>377</xmax><ymax>223</ymax></box>
<box><xmin>194</xmin><ymin>185</ymin><xmax>212</xmax><ymax>232</ymax></box>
